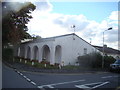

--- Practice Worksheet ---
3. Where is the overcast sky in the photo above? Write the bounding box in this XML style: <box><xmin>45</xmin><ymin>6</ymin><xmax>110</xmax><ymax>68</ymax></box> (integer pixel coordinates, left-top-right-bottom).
<box><xmin>7</xmin><ymin>0</ymin><xmax>119</xmax><ymax>49</ymax></box>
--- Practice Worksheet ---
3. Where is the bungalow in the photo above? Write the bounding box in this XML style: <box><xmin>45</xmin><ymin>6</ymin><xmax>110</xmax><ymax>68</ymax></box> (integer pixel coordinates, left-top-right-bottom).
<box><xmin>14</xmin><ymin>33</ymin><xmax>100</xmax><ymax>66</ymax></box>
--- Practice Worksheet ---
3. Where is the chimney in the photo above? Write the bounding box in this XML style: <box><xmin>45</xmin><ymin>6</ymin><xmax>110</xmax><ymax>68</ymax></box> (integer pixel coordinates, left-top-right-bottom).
<box><xmin>103</xmin><ymin>45</ymin><xmax>107</xmax><ymax>48</ymax></box>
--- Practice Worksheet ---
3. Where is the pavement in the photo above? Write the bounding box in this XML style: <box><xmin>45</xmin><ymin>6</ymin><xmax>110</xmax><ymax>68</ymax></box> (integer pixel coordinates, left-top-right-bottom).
<box><xmin>3</xmin><ymin>61</ymin><xmax>109</xmax><ymax>74</ymax></box>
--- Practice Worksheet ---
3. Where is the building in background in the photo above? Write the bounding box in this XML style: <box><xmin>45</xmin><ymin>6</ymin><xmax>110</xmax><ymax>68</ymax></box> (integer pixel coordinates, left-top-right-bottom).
<box><xmin>93</xmin><ymin>45</ymin><xmax>120</xmax><ymax>59</ymax></box>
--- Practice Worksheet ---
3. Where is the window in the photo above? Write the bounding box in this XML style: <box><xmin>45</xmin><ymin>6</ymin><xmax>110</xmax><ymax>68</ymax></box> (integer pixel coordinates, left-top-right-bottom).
<box><xmin>84</xmin><ymin>48</ymin><xmax>87</xmax><ymax>54</ymax></box>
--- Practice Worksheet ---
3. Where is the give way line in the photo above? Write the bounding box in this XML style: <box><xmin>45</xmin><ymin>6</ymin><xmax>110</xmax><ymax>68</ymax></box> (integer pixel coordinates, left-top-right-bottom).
<box><xmin>37</xmin><ymin>79</ymin><xmax>85</xmax><ymax>88</ymax></box>
<box><xmin>75</xmin><ymin>81</ymin><xmax>110</xmax><ymax>90</ymax></box>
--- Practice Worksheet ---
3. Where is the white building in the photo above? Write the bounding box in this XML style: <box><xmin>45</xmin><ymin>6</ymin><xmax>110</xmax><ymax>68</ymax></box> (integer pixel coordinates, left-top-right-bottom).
<box><xmin>14</xmin><ymin>33</ymin><xmax>100</xmax><ymax>66</ymax></box>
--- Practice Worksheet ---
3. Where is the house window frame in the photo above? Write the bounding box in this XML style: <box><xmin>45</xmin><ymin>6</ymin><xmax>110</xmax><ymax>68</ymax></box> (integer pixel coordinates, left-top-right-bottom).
<box><xmin>84</xmin><ymin>48</ymin><xmax>87</xmax><ymax>55</ymax></box>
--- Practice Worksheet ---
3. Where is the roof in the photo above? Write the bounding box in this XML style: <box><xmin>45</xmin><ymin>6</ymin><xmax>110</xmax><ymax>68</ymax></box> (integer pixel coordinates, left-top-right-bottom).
<box><xmin>40</xmin><ymin>33</ymin><xmax>94</xmax><ymax>46</ymax></box>
<box><xmin>43</xmin><ymin>33</ymin><xmax>74</xmax><ymax>39</ymax></box>
<box><xmin>21</xmin><ymin>33</ymin><xmax>92</xmax><ymax>45</ymax></box>
<box><xmin>93</xmin><ymin>45</ymin><xmax>120</xmax><ymax>55</ymax></box>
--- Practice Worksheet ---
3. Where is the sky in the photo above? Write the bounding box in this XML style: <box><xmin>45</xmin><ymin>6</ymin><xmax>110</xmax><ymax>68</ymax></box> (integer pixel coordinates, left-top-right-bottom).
<box><xmin>51</xmin><ymin>2</ymin><xmax>117</xmax><ymax>22</ymax></box>
<box><xmin>4</xmin><ymin>0</ymin><xmax>119</xmax><ymax>49</ymax></box>
<box><xmin>26</xmin><ymin>0</ymin><xmax>119</xmax><ymax>49</ymax></box>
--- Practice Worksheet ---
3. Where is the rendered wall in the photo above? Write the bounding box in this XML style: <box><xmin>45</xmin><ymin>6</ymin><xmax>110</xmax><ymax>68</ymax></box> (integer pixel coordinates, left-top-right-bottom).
<box><xmin>15</xmin><ymin>34</ymin><xmax>100</xmax><ymax>66</ymax></box>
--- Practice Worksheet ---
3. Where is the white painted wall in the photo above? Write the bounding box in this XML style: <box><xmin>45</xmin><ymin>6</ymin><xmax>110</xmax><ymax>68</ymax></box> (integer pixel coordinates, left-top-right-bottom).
<box><xmin>24</xmin><ymin>39</ymin><xmax>55</xmax><ymax>65</ymax></box>
<box><xmin>15</xmin><ymin>34</ymin><xmax>100</xmax><ymax>66</ymax></box>
<box><xmin>54</xmin><ymin>34</ymin><xmax>99</xmax><ymax>65</ymax></box>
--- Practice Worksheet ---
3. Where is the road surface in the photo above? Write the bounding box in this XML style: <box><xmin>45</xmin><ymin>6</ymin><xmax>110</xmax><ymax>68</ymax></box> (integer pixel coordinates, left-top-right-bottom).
<box><xmin>2</xmin><ymin>63</ymin><xmax>120</xmax><ymax>89</ymax></box>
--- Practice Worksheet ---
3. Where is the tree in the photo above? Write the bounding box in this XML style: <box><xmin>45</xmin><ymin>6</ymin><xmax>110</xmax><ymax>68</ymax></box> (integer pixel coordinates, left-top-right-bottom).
<box><xmin>2</xmin><ymin>2</ymin><xmax>36</xmax><ymax>45</ymax></box>
<box><xmin>31</xmin><ymin>34</ymin><xmax>42</xmax><ymax>39</ymax></box>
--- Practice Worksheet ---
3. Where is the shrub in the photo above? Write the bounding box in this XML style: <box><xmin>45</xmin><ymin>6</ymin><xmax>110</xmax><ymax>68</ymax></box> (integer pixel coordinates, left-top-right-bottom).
<box><xmin>104</xmin><ymin>56</ymin><xmax>116</xmax><ymax>68</ymax></box>
<box><xmin>40</xmin><ymin>60</ymin><xmax>50</xmax><ymax>64</ymax></box>
<box><xmin>77</xmin><ymin>52</ymin><xmax>115</xmax><ymax>68</ymax></box>
<box><xmin>2</xmin><ymin>48</ymin><xmax>13</xmax><ymax>62</ymax></box>
<box><xmin>62</xmin><ymin>65</ymin><xmax>79</xmax><ymax>69</ymax></box>
<box><xmin>34</xmin><ymin>62</ymin><xmax>40</xmax><ymax>67</ymax></box>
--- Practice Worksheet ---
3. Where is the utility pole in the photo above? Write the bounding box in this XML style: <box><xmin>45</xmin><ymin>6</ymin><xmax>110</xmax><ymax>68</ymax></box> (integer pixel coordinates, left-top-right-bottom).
<box><xmin>102</xmin><ymin>27</ymin><xmax>112</xmax><ymax>68</ymax></box>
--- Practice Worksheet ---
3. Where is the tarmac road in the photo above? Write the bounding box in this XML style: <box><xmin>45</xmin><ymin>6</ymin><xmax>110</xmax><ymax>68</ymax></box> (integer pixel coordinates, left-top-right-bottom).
<box><xmin>2</xmin><ymin>63</ymin><xmax>120</xmax><ymax>90</ymax></box>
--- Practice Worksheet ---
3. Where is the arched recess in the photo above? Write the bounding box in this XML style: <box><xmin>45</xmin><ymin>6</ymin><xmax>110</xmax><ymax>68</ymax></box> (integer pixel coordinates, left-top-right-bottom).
<box><xmin>55</xmin><ymin>45</ymin><xmax>62</xmax><ymax>64</ymax></box>
<box><xmin>27</xmin><ymin>46</ymin><xmax>31</xmax><ymax>59</ymax></box>
<box><xmin>33</xmin><ymin>46</ymin><xmax>39</xmax><ymax>60</ymax></box>
<box><xmin>20</xmin><ymin>46</ymin><xmax>25</xmax><ymax>58</ymax></box>
<box><xmin>17</xmin><ymin>47</ymin><xmax>20</xmax><ymax>57</ymax></box>
<box><xmin>42</xmin><ymin>45</ymin><xmax>50</xmax><ymax>62</ymax></box>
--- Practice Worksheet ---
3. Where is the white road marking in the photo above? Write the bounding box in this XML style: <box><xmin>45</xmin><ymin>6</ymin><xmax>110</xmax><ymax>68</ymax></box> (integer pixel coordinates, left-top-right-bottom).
<box><xmin>101</xmin><ymin>75</ymin><xmax>119</xmax><ymax>79</ymax></box>
<box><xmin>31</xmin><ymin>81</ymin><xmax>37</xmax><ymax>85</ymax></box>
<box><xmin>38</xmin><ymin>79</ymin><xmax>85</xmax><ymax>88</ymax></box>
<box><xmin>101</xmin><ymin>76</ymin><xmax>113</xmax><ymax>78</ymax></box>
<box><xmin>46</xmin><ymin>85</ymin><xmax>54</xmax><ymax>88</ymax></box>
<box><xmin>92</xmin><ymin>82</ymin><xmax>109</xmax><ymax>89</ymax></box>
<box><xmin>17</xmin><ymin>71</ymin><xmax>20</xmax><ymax>73</ymax></box>
<box><xmin>20</xmin><ymin>73</ymin><xmax>23</xmax><ymax>76</ymax></box>
<box><xmin>26</xmin><ymin>78</ymin><xmax>31</xmax><ymax>81</ymax></box>
<box><xmin>75</xmin><ymin>82</ymin><xmax>102</xmax><ymax>89</ymax></box>
<box><xmin>23</xmin><ymin>76</ymin><xmax>27</xmax><ymax>78</ymax></box>
<box><xmin>75</xmin><ymin>85</ymin><xmax>90</xmax><ymax>89</ymax></box>
<box><xmin>37</xmin><ymin>86</ymin><xmax>42</xmax><ymax>88</ymax></box>
<box><xmin>14</xmin><ymin>69</ymin><xmax>38</xmax><ymax>87</ymax></box>
<box><xmin>75</xmin><ymin>81</ymin><xmax>109</xmax><ymax>89</ymax></box>
<box><xmin>38</xmin><ymin>85</ymin><xmax>54</xmax><ymax>88</ymax></box>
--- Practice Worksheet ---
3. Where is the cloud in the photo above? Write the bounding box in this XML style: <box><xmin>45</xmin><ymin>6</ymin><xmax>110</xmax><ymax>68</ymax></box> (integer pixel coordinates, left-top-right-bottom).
<box><xmin>27</xmin><ymin>2</ymin><xmax>118</xmax><ymax>49</ymax></box>
<box><xmin>108</xmin><ymin>11</ymin><xmax>118</xmax><ymax>21</ymax></box>
<box><xmin>33</xmin><ymin>0</ymin><xmax>53</xmax><ymax>12</ymax></box>
<box><xmin>27</xmin><ymin>12</ymin><xmax>69</xmax><ymax>37</ymax></box>
<box><xmin>105</xmin><ymin>28</ymin><xmax>118</xmax><ymax>44</ymax></box>
<box><xmin>53</xmin><ymin>14</ymin><xmax>90</xmax><ymax>32</ymax></box>
<box><xmin>104</xmin><ymin>11</ymin><xmax>118</xmax><ymax>48</ymax></box>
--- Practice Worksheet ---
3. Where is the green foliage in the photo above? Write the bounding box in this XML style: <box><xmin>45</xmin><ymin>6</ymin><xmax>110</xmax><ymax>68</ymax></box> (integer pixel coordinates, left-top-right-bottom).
<box><xmin>77</xmin><ymin>52</ymin><xmax>115</xmax><ymax>68</ymax></box>
<box><xmin>34</xmin><ymin>62</ymin><xmax>41</xmax><ymax>67</ymax></box>
<box><xmin>2</xmin><ymin>48</ymin><xmax>13</xmax><ymax>61</ymax></box>
<box><xmin>2</xmin><ymin>2</ymin><xmax>36</xmax><ymax>45</ymax></box>
<box><xmin>62</xmin><ymin>65</ymin><xmax>79</xmax><ymax>70</ymax></box>
<box><xmin>32</xmin><ymin>61</ymin><xmax>59</xmax><ymax>69</ymax></box>
<box><xmin>104</xmin><ymin>56</ymin><xmax>116</xmax><ymax>68</ymax></box>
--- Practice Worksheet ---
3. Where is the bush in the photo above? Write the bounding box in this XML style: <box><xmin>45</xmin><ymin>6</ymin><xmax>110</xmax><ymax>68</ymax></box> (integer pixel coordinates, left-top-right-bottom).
<box><xmin>15</xmin><ymin>58</ymin><xmax>59</xmax><ymax>69</ymax></box>
<box><xmin>62</xmin><ymin>65</ymin><xmax>79</xmax><ymax>69</ymax></box>
<box><xmin>77</xmin><ymin>52</ymin><xmax>115</xmax><ymax>68</ymax></box>
<box><xmin>104</xmin><ymin>56</ymin><xmax>116</xmax><ymax>68</ymax></box>
<box><xmin>2</xmin><ymin>48</ymin><xmax>13</xmax><ymax>62</ymax></box>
